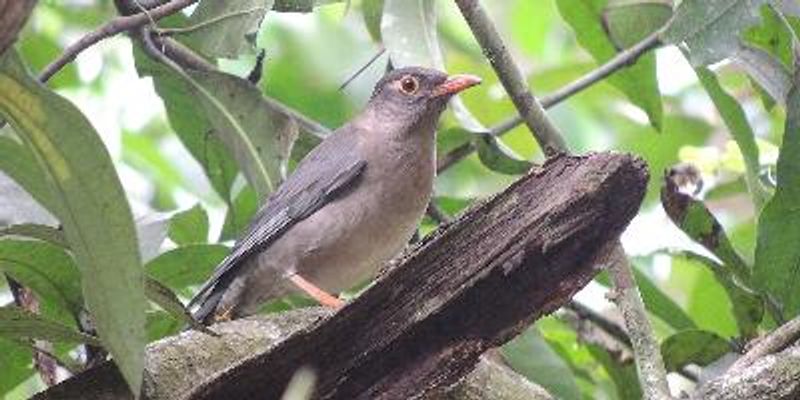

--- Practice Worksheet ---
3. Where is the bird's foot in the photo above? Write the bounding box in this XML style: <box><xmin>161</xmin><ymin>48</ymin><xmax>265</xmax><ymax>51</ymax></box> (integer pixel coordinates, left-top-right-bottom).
<box><xmin>289</xmin><ymin>274</ymin><xmax>345</xmax><ymax>309</ymax></box>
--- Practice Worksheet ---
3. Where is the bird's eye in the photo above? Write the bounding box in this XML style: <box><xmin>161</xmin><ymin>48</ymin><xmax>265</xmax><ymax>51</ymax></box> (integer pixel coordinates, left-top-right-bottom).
<box><xmin>399</xmin><ymin>76</ymin><xmax>419</xmax><ymax>95</ymax></box>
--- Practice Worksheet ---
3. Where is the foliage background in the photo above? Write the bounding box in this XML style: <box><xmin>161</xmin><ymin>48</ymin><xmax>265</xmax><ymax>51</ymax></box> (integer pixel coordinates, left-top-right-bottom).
<box><xmin>0</xmin><ymin>0</ymin><xmax>797</xmax><ymax>398</ymax></box>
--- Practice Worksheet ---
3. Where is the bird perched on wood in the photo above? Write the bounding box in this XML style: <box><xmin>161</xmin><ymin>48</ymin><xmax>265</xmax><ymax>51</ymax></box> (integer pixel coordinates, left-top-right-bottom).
<box><xmin>189</xmin><ymin>67</ymin><xmax>481</xmax><ymax>324</ymax></box>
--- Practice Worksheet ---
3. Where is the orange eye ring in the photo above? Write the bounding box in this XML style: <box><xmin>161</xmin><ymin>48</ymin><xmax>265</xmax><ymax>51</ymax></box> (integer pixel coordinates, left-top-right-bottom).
<box><xmin>399</xmin><ymin>76</ymin><xmax>419</xmax><ymax>95</ymax></box>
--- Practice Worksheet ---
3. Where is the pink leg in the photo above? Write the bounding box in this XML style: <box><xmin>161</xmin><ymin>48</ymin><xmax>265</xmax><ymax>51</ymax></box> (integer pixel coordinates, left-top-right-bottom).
<box><xmin>288</xmin><ymin>274</ymin><xmax>344</xmax><ymax>309</ymax></box>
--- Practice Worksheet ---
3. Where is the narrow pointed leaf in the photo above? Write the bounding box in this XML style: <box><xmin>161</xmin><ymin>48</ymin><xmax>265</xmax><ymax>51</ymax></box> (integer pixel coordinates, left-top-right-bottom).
<box><xmin>0</xmin><ymin>223</ymin><xmax>67</xmax><ymax>248</ymax></box>
<box><xmin>0</xmin><ymin>306</ymin><xmax>102</xmax><ymax>346</ymax></box>
<box><xmin>754</xmin><ymin>78</ymin><xmax>800</xmax><ymax>318</ymax></box>
<box><xmin>694</xmin><ymin>66</ymin><xmax>769</xmax><ymax>208</ymax></box>
<box><xmin>0</xmin><ymin>50</ymin><xmax>145</xmax><ymax>394</ymax></box>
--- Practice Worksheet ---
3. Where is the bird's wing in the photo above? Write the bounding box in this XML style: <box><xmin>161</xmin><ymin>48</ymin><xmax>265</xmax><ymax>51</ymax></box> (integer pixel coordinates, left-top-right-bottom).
<box><xmin>188</xmin><ymin>131</ymin><xmax>367</xmax><ymax>310</ymax></box>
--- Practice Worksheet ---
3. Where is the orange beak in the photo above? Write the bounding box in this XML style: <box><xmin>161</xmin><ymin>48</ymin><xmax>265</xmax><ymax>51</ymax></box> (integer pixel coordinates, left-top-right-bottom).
<box><xmin>432</xmin><ymin>74</ymin><xmax>482</xmax><ymax>97</ymax></box>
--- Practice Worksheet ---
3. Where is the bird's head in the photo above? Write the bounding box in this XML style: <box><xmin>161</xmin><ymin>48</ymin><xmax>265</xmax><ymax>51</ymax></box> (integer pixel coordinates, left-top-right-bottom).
<box><xmin>367</xmin><ymin>67</ymin><xmax>481</xmax><ymax>129</ymax></box>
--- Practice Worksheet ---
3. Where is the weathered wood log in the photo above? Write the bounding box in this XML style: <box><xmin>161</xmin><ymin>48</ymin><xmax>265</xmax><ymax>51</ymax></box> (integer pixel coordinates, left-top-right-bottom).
<box><xmin>36</xmin><ymin>152</ymin><xmax>649</xmax><ymax>399</ymax></box>
<box><xmin>34</xmin><ymin>308</ymin><xmax>554</xmax><ymax>400</ymax></box>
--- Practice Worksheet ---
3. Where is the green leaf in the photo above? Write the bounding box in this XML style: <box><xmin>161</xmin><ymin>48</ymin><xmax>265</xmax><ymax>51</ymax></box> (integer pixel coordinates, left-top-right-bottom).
<box><xmin>0</xmin><ymin>338</ymin><xmax>33</xmax><ymax>394</ymax></box>
<box><xmin>184</xmin><ymin>0</ymin><xmax>275</xmax><ymax>59</ymax></box>
<box><xmin>603</xmin><ymin>0</ymin><xmax>673</xmax><ymax>48</ymax></box>
<box><xmin>0</xmin><ymin>306</ymin><xmax>101</xmax><ymax>346</ymax></box>
<box><xmin>503</xmin><ymin>326</ymin><xmax>581</xmax><ymax>400</ymax></box>
<box><xmin>133</xmin><ymin>45</ymin><xmax>239</xmax><ymax>203</ymax></box>
<box><xmin>381</xmin><ymin>0</ymin><xmax>486</xmax><ymax>133</ymax></box>
<box><xmin>146</xmin><ymin>244</ymin><xmax>228</xmax><ymax>292</ymax></box>
<box><xmin>754</xmin><ymin>78</ymin><xmax>800</xmax><ymax>318</ymax></box>
<box><xmin>586</xmin><ymin>344</ymin><xmax>642</xmax><ymax>400</ymax></box>
<box><xmin>0</xmin><ymin>50</ymin><xmax>145</xmax><ymax>394</ymax></box>
<box><xmin>168</xmin><ymin>204</ymin><xmax>209</xmax><ymax>245</ymax></box>
<box><xmin>556</xmin><ymin>0</ymin><xmax>663</xmax><ymax>130</ymax></box>
<box><xmin>743</xmin><ymin>5</ymin><xmax>795</xmax><ymax>70</ymax></box>
<box><xmin>474</xmin><ymin>133</ymin><xmax>532</xmax><ymax>175</ymax></box>
<box><xmin>187</xmin><ymin>69</ymin><xmax>298</xmax><ymax>199</ymax></box>
<box><xmin>0</xmin><ymin>223</ymin><xmax>67</xmax><ymax>248</ymax></box>
<box><xmin>362</xmin><ymin>0</ymin><xmax>385</xmax><ymax>42</ymax></box>
<box><xmin>661</xmin><ymin>329</ymin><xmax>731</xmax><ymax>371</ymax></box>
<box><xmin>145</xmin><ymin>277</ymin><xmax>208</xmax><ymax>333</ymax></box>
<box><xmin>671</xmin><ymin>251</ymin><xmax>763</xmax><ymax>338</ymax></box>
<box><xmin>662</xmin><ymin>0</ymin><xmax>767</xmax><ymax>66</ymax></box>
<box><xmin>146</xmin><ymin>310</ymin><xmax>182</xmax><ymax>342</ymax></box>
<box><xmin>0</xmin><ymin>240</ymin><xmax>83</xmax><ymax>325</ymax></box>
<box><xmin>0</xmin><ymin>134</ymin><xmax>56</xmax><ymax>213</ymax></box>
<box><xmin>631</xmin><ymin>263</ymin><xmax>697</xmax><ymax>331</ymax></box>
<box><xmin>694</xmin><ymin>66</ymin><xmax>769</xmax><ymax>208</ymax></box>
<box><xmin>220</xmin><ymin>186</ymin><xmax>259</xmax><ymax>241</ymax></box>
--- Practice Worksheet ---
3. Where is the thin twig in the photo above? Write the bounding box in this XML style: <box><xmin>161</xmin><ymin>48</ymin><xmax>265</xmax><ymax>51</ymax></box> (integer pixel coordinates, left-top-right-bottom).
<box><xmin>454</xmin><ymin>0</ymin><xmax>566</xmax><ymax>155</ymax></box>
<box><xmin>339</xmin><ymin>47</ymin><xmax>386</xmax><ymax>91</ymax></box>
<box><xmin>38</xmin><ymin>0</ymin><xmax>199</xmax><ymax>83</ymax></box>
<box><xmin>606</xmin><ymin>247</ymin><xmax>672</xmax><ymax>400</ymax></box>
<box><xmin>436</xmin><ymin>26</ymin><xmax>663</xmax><ymax>171</ymax></box>
<box><xmin>731</xmin><ymin>314</ymin><xmax>800</xmax><ymax>371</ymax></box>
<box><xmin>493</xmin><ymin>28</ymin><xmax>665</xmax><ymax>138</ymax></box>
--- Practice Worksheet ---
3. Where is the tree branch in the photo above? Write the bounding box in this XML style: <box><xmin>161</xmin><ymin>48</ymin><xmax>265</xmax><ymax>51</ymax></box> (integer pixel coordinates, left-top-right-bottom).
<box><xmin>691</xmin><ymin>345</ymin><xmax>800</xmax><ymax>400</ymax></box>
<box><xmin>37</xmin><ymin>0</ymin><xmax>199</xmax><ymax>83</ymax></box>
<box><xmin>454</xmin><ymin>0</ymin><xmax>567</xmax><ymax>155</ymax></box>
<box><xmin>731</xmin><ymin>314</ymin><xmax>800</xmax><ymax>371</ymax></box>
<box><xmin>606</xmin><ymin>248</ymin><xmax>671</xmax><ymax>400</ymax></box>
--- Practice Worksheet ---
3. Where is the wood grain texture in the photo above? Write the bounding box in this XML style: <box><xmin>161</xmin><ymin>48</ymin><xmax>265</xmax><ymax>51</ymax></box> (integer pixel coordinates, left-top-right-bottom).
<box><xmin>192</xmin><ymin>152</ymin><xmax>648</xmax><ymax>400</ymax></box>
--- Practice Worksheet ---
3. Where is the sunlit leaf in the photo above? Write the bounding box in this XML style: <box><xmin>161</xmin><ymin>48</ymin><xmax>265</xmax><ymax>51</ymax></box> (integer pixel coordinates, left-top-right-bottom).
<box><xmin>220</xmin><ymin>186</ymin><xmax>259</xmax><ymax>241</ymax></box>
<box><xmin>0</xmin><ymin>337</ymin><xmax>32</xmax><ymax>395</ymax></box>
<box><xmin>0</xmin><ymin>50</ymin><xmax>146</xmax><ymax>394</ymax></box>
<box><xmin>556</xmin><ymin>0</ymin><xmax>663</xmax><ymax>130</ymax></box>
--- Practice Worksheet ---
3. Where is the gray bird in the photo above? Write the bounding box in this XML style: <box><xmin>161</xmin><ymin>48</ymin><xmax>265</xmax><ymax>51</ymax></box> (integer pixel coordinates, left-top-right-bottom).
<box><xmin>189</xmin><ymin>67</ymin><xmax>481</xmax><ymax>324</ymax></box>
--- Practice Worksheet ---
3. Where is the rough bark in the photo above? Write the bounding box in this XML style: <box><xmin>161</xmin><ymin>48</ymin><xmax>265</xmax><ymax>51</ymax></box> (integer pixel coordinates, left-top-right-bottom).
<box><xmin>0</xmin><ymin>0</ymin><xmax>36</xmax><ymax>56</ymax></box>
<box><xmin>36</xmin><ymin>152</ymin><xmax>648</xmax><ymax>400</ymax></box>
<box><xmin>691</xmin><ymin>345</ymin><xmax>800</xmax><ymax>400</ymax></box>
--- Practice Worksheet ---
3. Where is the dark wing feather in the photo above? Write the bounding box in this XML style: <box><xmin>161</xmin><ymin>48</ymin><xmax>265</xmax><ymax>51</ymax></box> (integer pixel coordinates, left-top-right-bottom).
<box><xmin>188</xmin><ymin>130</ymin><xmax>367</xmax><ymax>312</ymax></box>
